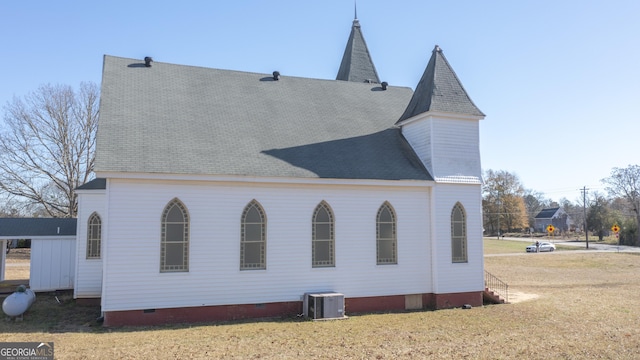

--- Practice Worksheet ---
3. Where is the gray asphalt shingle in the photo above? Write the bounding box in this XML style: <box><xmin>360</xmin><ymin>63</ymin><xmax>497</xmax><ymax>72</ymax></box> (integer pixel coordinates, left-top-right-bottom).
<box><xmin>96</xmin><ymin>56</ymin><xmax>432</xmax><ymax>181</ymax></box>
<box><xmin>76</xmin><ymin>178</ymin><xmax>106</xmax><ymax>190</ymax></box>
<box><xmin>535</xmin><ymin>208</ymin><xmax>561</xmax><ymax>219</ymax></box>
<box><xmin>336</xmin><ymin>19</ymin><xmax>380</xmax><ymax>83</ymax></box>
<box><xmin>398</xmin><ymin>45</ymin><xmax>484</xmax><ymax>122</ymax></box>
<box><xmin>0</xmin><ymin>218</ymin><xmax>77</xmax><ymax>237</ymax></box>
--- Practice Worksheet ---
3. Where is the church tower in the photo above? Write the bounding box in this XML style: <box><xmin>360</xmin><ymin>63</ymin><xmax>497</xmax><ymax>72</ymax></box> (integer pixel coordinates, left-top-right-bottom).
<box><xmin>396</xmin><ymin>45</ymin><xmax>485</xmax><ymax>184</ymax></box>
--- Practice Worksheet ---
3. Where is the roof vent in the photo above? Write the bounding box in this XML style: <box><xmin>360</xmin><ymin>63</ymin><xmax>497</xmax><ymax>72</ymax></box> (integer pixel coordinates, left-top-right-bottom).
<box><xmin>144</xmin><ymin>57</ymin><xmax>153</xmax><ymax>67</ymax></box>
<box><xmin>272</xmin><ymin>71</ymin><xmax>280</xmax><ymax>81</ymax></box>
<box><xmin>381</xmin><ymin>81</ymin><xmax>388</xmax><ymax>90</ymax></box>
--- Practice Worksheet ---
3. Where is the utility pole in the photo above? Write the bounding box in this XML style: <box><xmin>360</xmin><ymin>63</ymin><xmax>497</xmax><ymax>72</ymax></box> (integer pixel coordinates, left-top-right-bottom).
<box><xmin>496</xmin><ymin>192</ymin><xmax>501</xmax><ymax>239</ymax></box>
<box><xmin>581</xmin><ymin>186</ymin><xmax>589</xmax><ymax>249</ymax></box>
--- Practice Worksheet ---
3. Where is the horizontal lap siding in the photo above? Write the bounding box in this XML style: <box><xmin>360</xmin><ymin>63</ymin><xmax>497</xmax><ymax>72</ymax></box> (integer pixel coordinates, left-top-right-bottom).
<box><xmin>102</xmin><ymin>179</ymin><xmax>431</xmax><ymax>312</ymax></box>
<box><xmin>432</xmin><ymin>183</ymin><xmax>484</xmax><ymax>294</ymax></box>
<box><xmin>401</xmin><ymin>116</ymin><xmax>480</xmax><ymax>181</ymax></box>
<box><xmin>75</xmin><ymin>192</ymin><xmax>105</xmax><ymax>297</ymax></box>
<box><xmin>431</xmin><ymin>118</ymin><xmax>480</xmax><ymax>179</ymax></box>
<box><xmin>401</xmin><ymin>120</ymin><xmax>432</xmax><ymax>174</ymax></box>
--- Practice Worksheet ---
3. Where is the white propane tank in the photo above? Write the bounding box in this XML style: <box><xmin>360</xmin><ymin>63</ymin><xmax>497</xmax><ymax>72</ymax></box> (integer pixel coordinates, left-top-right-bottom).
<box><xmin>2</xmin><ymin>285</ymin><xmax>36</xmax><ymax>317</ymax></box>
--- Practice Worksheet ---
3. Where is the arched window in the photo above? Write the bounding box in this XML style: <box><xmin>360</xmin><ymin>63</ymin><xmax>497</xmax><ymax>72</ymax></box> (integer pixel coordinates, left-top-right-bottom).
<box><xmin>241</xmin><ymin>200</ymin><xmax>266</xmax><ymax>270</ymax></box>
<box><xmin>161</xmin><ymin>198</ymin><xmax>189</xmax><ymax>272</ymax></box>
<box><xmin>86</xmin><ymin>212</ymin><xmax>102</xmax><ymax>259</ymax></box>
<box><xmin>451</xmin><ymin>202</ymin><xmax>467</xmax><ymax>263</ymax></box>
<box><xmin>377</xmin><ymin>202</ymin><xmax>397</xmax><ymax>265</ymax></box>
<box><xmin>312</xmin><ymin>201</ymin><xmax>334</xmax><ymax>267</ymax></box>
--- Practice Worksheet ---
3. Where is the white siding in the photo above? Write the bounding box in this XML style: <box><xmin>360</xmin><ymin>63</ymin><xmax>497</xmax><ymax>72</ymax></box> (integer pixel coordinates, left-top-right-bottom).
<box><xmin>401</xmin><ymin>118</ymin><xmax>432</xmax><ymax>176</ymax></box>
<box><xmin>430</xmin><ymin>117</ymin><xmax>481</xmax><ymax>182</ymax></box>
<box><xmin>101</xmin><ymin>179</ymin><xmax>432</xmax><ymax>312</ymax></box>
<box><xmin>30</xmin><ymin>238</ymin><xmax>76</xmax><ymax>291</ymax></box>
<box><xmin>401</xmin><ymin>114</ymin><xmax>481</xmax><ymax>183</ymax></box>
<box><xmin>74</xmin><ymin>191</ymin><xmax>105</xmax><ymax>298</ymax></box>
<box><xmin>431</xmin><ymin>183</ymin><xmax>484</xmax><ymax>294</ymax></box>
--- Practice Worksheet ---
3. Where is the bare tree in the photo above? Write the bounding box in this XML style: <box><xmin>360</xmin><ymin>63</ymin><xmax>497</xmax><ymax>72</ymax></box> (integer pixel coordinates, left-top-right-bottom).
<box><xmin>483</xmin><ymin>169</ymin><xmax>528</xmax><ymax>234</ymax></box>
<box><xmin>0</xmin><ymin>82</ymin><xmax>99</xmax><ymax>217</ymax></box>
<box><xmin>602</xmin><ymin>165</ymin><xmax>640</xmax><ymax>245</ymax></box>
<box><xmin>523</xmin><ymin>189</ymin><xmax>548</xmax><ymax>230</ymax></box>
<box><xmin>587</xmin><ymin>192</ymin><xmax>614</xmax><ymax>241</ymax></box>
<box><xmin>0</xmin><ymin>201</ymin><xmax>20</xmax><ymax>217</ymax></box>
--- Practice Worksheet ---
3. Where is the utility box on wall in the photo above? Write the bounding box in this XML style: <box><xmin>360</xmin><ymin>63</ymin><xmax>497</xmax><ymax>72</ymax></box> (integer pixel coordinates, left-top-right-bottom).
<box><xmin>303</xmin><ymin>292</ymin><xmax>345</xmax><ymax>320</ymax></box>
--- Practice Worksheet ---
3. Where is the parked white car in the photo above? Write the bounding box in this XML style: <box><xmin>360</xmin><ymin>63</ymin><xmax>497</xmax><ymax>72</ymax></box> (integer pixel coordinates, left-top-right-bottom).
<box><xmin>526</xmin><ymin>242</ymin><xmax>556</xmax><ymax>252</ymax></box>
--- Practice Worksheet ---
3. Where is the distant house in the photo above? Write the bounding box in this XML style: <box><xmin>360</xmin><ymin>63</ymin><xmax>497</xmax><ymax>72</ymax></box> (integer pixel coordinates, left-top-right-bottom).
<box><xmin>534</xmin><ymin>207</ymin><xmax>571</xmax><ymax>233</ymax></box>
<box><xmin>73</xmin><ymin>16</ymin><xmax>487</xmax><ymax>326</ymax></box>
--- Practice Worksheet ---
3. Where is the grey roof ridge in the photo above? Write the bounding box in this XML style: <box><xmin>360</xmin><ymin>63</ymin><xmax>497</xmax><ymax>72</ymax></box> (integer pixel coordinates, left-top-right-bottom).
<box><xmin>105</xmin><ymin>54</ymin><xmax>393</xmax><ymax>87</ymax></box>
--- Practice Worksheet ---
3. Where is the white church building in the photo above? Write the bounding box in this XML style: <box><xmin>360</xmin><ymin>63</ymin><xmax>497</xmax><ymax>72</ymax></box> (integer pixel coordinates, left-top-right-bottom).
<box><xmin>73</xmin><ymin>17</ymin><xmax>486</xmax><ymax>326</ymax></box>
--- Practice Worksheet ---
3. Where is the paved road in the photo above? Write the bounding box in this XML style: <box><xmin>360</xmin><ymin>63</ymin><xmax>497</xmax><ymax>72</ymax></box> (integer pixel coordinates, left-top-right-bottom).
<box><xmin>486</xmin><ymin>236</ymin><xmax>640</xmax><ymax>256</ymax></box>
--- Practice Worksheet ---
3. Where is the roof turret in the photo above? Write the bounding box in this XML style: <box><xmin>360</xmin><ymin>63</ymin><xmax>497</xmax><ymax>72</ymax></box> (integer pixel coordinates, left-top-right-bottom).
<box><xmin>336</xmin><ymin>15</ymin><xmax>380</xmax><ymax>83</ymax></box>
<box><xmin>397</xmin><ymin>45</ymin><xmax>484</xmax><ymax>123</ymax></box>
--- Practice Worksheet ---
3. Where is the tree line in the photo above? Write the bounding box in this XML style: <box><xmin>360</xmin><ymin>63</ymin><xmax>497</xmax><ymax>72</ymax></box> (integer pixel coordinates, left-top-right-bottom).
<box><xmin>483</xmin><ymin>167</ymin><xmax>640</xmax><ymax>246</ymax></box>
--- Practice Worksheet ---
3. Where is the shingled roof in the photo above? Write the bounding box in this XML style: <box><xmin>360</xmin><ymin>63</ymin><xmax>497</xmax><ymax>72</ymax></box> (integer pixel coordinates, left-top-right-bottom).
<box><xmin>95</xmin><ymin>56</ymin><xmax>431</xmax><ymax>181</ymax></box>
<box><xmin>398</xmin><ymin>45</ymin><xmax>484</xmax><ymax>122</ymax></box>
<box><xmin>0</xmin><ymin>218</ymin><xmax>77</xmax><ymax>238</ymax></box>
<box><xmin>76</xmin><ymin>178</ymin><xmax>106</xmax><ymax>190</ymax></box>
<box><xmin>535</xmin><ymin>208</ymin><xmax>561</xmax><ymax>219</ymax></box>
<box><xmin>335</xmin><ymin>18</ymin><xmax>380</xmax><ymax>83</ymax></box>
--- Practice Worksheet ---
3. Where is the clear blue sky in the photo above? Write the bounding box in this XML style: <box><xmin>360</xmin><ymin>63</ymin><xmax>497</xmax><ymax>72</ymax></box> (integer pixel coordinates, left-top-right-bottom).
<box><xmin>2</xmin><ymin>1</ymin><xmax>639</xmax><ymax>203</ymax></box>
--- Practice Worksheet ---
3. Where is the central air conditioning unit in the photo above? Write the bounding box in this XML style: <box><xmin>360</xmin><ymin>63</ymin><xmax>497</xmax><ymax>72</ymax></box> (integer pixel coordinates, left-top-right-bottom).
<box><xmin>303</xmin><ymin>292</ymin><xmax>345</xmax><ymax>320</ymax></box>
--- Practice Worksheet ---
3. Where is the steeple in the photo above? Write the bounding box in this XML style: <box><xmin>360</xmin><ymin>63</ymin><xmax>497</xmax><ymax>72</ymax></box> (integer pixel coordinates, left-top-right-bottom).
<box><xmin>397</xmin><ymin>45</ymin><xmax>484</xmax><ymax>123</ymax></box>
<box><xmin>336</xmin><ymin>11</ymin><xmax>380</xmax><ymax>83</ymax></box>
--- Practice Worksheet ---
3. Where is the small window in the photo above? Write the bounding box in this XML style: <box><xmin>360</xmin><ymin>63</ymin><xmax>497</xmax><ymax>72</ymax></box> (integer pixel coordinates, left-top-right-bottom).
<box><xmin>86</xmin><ymin>212</ymin><xmax>101</xmax><ymax>259</ymax></box>
<box><xmin>377</xmin><ymin>202</ymin><xmax>397</xmax><ymax>265</ymax></box>
<box><xmin>451</xmin><ymin>202</ymin><xmax>467</xmax><ymax>263</ymax></box>
<box><xmin>241</xmin><ymin>200</ymin><xmax>266</xmax><ymax>270</ymax></box>
<box><xmin>312</xmin><ymin>201</ymin><xmax>334</xmax><ymax>267</ymax></box>
<box><xmin>161</xmin><ymin>198</ymin><xmax>189</xmax><ymax>272</ymax></box>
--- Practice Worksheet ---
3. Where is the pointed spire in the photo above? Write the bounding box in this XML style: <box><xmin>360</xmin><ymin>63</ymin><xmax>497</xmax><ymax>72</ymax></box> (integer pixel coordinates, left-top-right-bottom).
<box><xmin>397</xmin><ymin>45</ymin><xmax>484</xmax><ymax>123</ymax></box>
<box><xmin>354</xmin><ymin>0</ymin><xmax>358</xmax><ymax>21</ymax></box>
<box><xmin>336</xmin><ymin>13</ymin><xmax>380</xmax><ymax>83</ymax></box>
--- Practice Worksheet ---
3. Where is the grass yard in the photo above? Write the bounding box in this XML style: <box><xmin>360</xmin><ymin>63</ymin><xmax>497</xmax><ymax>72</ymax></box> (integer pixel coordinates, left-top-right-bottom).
<box><xmin>483</xmin><ymin>238</ymin><xmax>579</xmax><ymax>254</ymax></box>
<box><xmin>5</xmin><ymin>248</ymin><xmax>30</xmax><ymax>262</ymax></box>
<box><xmin>1</xmin><ymin>244</ymin><xmax>640</xmax><ymax>359</ymax></box>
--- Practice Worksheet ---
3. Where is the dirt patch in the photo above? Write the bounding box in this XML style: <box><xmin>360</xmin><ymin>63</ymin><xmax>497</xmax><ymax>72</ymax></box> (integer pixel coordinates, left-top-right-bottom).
<box><xmin>508</xmin><ymin>291</ymin><xmax>540</xmax><ymax>303</ymax></box>
<box><xmin>3</xmin><ymin>248</ymin><xmax>30</xmax><ymax>280</ymax></box>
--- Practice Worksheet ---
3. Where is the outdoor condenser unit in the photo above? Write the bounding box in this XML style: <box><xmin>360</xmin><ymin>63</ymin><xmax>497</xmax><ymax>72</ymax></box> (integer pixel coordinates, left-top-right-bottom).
<box><xmin>303</xmin><ymin>292</ymin><xmax>345</xmax><ymax>320</ymax></box>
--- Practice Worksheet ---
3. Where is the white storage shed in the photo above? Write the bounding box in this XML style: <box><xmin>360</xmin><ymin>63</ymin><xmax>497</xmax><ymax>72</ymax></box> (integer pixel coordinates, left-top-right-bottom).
<box><xmin>0</xmin><ymin>218</ymin><xmax>77</xmax><ymax>291</ymax></box>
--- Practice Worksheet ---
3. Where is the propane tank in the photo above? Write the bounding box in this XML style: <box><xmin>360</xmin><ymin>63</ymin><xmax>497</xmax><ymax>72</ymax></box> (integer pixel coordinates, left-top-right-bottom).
<box><xmin>2</xmin><ymin>285</ymin><xmax>36</xmax><ymax>317</ymax></box>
